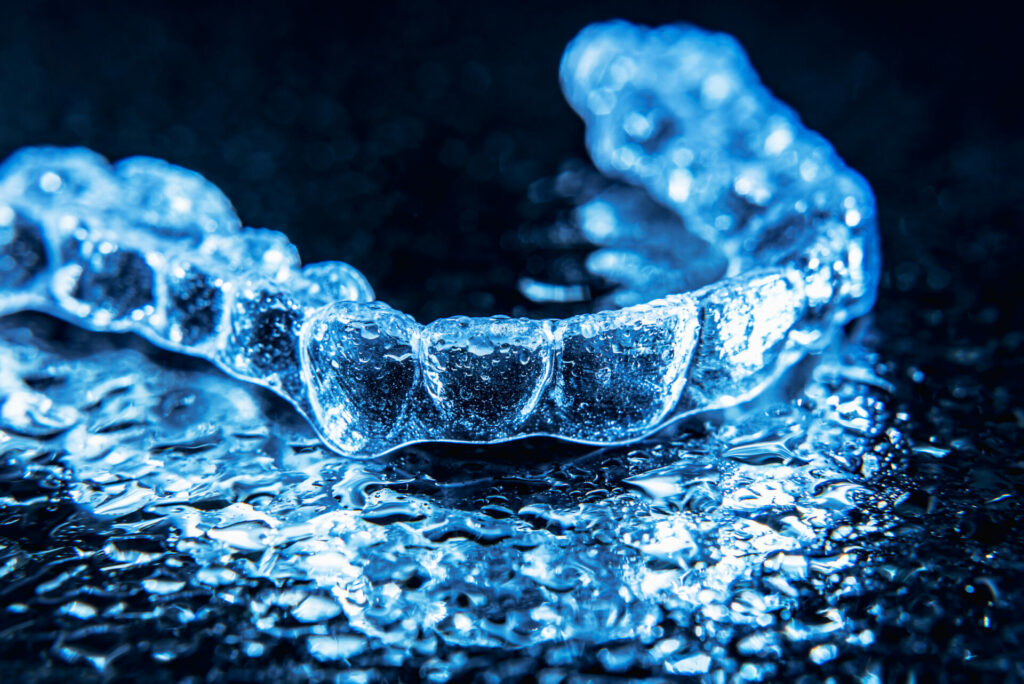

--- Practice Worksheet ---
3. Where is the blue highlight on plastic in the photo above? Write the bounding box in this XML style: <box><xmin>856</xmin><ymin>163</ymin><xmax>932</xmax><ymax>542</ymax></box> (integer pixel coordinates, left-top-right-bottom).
<box><xmin>0</xmin><ymin>21</ymin><xmax>879</xmax><ymax>458</ymax></box>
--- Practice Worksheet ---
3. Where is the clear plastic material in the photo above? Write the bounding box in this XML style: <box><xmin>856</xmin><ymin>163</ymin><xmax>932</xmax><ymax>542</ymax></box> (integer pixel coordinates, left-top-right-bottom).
<box><xmin>0</xmin><ymin>21</ymin><xmax>879</xmax><ymax>458</ymax></box>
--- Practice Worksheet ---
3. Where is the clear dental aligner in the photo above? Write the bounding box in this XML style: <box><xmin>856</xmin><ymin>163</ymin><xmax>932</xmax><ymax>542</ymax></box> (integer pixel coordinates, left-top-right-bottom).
<box><xmin>0</xmin><ymin>21</ymin><xmax>878</xmax><ymax>458</ymax></box>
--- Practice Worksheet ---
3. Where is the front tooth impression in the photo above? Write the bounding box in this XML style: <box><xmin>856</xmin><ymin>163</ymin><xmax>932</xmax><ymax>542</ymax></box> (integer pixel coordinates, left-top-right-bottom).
<box><xmin>301</xmin><ymin>301</ymin><xmax>420</xmax><ymax>456</ymax></box>
<box><xmin>419</xmin><ymin>316</ymin><xmax>553</xmax><ymax>440</ymax></box>
<box><xmin>552</xmin><ymin>296</ymin><xmax>700</xmax><ymax>441</ymax></box>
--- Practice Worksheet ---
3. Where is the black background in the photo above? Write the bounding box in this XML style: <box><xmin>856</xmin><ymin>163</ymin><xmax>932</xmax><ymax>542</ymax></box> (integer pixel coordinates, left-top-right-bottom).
<box><xmin>1</xmin><ymin>1</ymin><xmax>1022</xmax><ymax>681</ymax></box>
<box><xmin>2</xmin><ymin>1</ymin><xmax>1021</xmax><ymax>327</ymax></box>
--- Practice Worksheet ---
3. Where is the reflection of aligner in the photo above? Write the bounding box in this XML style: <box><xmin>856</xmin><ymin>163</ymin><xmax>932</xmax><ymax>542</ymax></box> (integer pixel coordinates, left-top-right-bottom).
<box><xmin>0</xmin><ymin>22</ymin><xmax>879</xmax><ymax>460</ymax></box>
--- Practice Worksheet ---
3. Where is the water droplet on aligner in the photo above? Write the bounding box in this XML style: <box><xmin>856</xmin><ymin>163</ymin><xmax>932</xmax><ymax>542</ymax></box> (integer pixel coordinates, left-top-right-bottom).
<box><xmin>468</xmin><ymin>335</ymin><xmax>495</xmax><ymax>356</ymax></box>
<box><xmin>39</xmin><ymin>171</ymin><xmax>63</xmax><ymax>193</ymax></box>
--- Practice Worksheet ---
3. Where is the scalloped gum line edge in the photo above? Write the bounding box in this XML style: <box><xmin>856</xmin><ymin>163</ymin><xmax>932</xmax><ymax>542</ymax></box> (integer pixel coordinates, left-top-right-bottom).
<box><xmin>0</xmin><ymin>20</ymin><xmax>880</xmax><ymax>458</ymax></box>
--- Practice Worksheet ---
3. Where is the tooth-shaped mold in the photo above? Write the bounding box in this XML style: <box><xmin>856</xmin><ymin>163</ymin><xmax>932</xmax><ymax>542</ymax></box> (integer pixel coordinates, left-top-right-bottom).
<box><xmin>0</xmin><ymin>18</ymin><xmax>883</xmax><ymax>459</ymax></box>
<box><xmin>162</xmin><ymin>257</ymin><xmax>231</xmax><ymax>350</ymax></box>
<box><xmin>549</xmin><ymin>295</ymin><xmax>699</xmax><ymax>441</ymax></box>
<box><xmin>419</xmin><ymin>316</ymin><xmax>553</xmax><ymax>440</ymax></box>
<box><xmin>301</xmin><ymin>301</ymin><xmax>420</xmax><ymax>455</ymax></box>
<box><xmin>294</xmin><ymin>261</ymin><xmax>375</xmax><ymax>307</ymax></box>
<box><xmin>683</xmin><ymin>270</ymin><xmax>806</xmax><ymax>408</ymax></box>
<box><xmin>221</xmin><ymin>276</ymin><xmax>305</xmax><ymax>398</ymax></box>
<box><xmin>49</xmin><ymin>214</ymin><xmax>161</xmax><ymax>331</ymax></box>
<box><xmin>0</xmin><ymin>146</ymin><xmax>120</xmax><ymax>211</ymax></box>
<box><xmin>0</xmin><ymin>205</ymin><xmax>50</xmax><ymax>297</ymax></box>
<box><xmin>114</xmin><ymin>156</ymin><xmax>241</xmax><ymax>239</ymax></box>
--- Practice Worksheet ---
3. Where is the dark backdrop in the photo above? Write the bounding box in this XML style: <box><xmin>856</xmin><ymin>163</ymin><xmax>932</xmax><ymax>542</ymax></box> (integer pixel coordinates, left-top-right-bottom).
<box><xmin>2</xmin><ymin>1</ymin><xmax>1021</xmax><ymax>326</ymax></box>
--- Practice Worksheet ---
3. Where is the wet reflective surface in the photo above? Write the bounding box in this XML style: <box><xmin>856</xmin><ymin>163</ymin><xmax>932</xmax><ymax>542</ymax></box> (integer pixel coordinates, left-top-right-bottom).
<box><xmin>0</xmin><ymin>313</ymin><xmax>885</xmax><ymax>679</ymax></box>
<box><xmin>2</xmin><ymin>298</ymin><xmax>1021</xmax><ymax>681</ymax></box>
